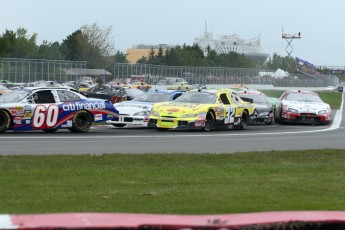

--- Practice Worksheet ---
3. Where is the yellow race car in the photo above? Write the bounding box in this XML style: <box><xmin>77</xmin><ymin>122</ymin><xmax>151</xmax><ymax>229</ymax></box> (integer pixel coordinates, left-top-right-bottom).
<box><xmin>148</xmin><ymin>89</ymin><xmax>256</xmax><ymax>131</ymax></box>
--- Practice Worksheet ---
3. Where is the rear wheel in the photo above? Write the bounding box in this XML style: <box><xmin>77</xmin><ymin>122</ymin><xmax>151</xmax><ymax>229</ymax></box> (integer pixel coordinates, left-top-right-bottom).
<box><xmin>203</xmin><ymin>111</ymin><xmax>215</xmax><ymax>132</ymax></box>
<box><xmin>69</xmin><ymin>110</ymin><xmax>92</xmax><ymax>133</ymax></box>
<box><xmin>234</xmin><ymin>111</ymin><xmax>248</xmax><ymax>130</ymax></box>
<box><xmin>0</xmin><ymin>110</ymin><xmax>11</xmax><ymax>133</ymax></box>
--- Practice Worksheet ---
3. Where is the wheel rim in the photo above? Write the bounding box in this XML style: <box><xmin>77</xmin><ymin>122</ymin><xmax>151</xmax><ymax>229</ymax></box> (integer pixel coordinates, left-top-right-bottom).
<box><xmin>76</xmin><ymin>114</ymin><xmax>90</xmax><ymax>129</ymax></box>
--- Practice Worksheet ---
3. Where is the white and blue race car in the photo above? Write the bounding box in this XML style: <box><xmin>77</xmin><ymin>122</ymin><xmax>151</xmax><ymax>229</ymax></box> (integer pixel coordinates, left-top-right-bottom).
<box><xmin>106</xmin><ymin>90</ymin><xmax>184</xmax><ymax>127</ymax></box>
<box><xmin>0</xmin><ymin>87</ymin><xmax>119</xmax><ymax>133</ymax></box>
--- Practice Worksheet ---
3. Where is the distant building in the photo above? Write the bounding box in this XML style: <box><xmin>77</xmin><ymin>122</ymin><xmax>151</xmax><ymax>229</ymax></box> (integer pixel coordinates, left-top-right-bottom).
<box><xmin>126</xmin><ymin>26</ymin><xmax>269</xmax><ymax>65</ymax></box>
<box><xmin>126</xmin><ymin>44</ymin><xmax>172</xmax><ymax>64</ymax></box>
<box><xmin>193</xmin><ymin>24</ymin><xmax>269</xmax><ymax>65</ymax></box>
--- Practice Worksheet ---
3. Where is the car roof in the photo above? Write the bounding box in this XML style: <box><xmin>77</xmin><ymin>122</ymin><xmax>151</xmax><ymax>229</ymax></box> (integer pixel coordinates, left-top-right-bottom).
<box><xmin>24</xmin><ymin>86</ymin><xmax>80</xmax><ymax>93</ymax></box>
<box><xmin>286</xmin><ymin>89</ymin><xmax>317</xmax><ymax>95</ymax></box>
<box><xmin>235</xmin><ymin>89</ymin><xmax>262</xmax><ymax>95</ymax></box>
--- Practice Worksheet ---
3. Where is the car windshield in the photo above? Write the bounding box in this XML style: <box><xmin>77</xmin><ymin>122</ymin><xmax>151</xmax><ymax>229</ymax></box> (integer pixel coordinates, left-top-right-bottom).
<box><xmin>286</xmin><ymin>92</ymin><xmax>322</xmax><ymax>102</ymax></box>
<box><xmin>174</xmin><ymin>92</ymin><xmax>217</xmax><ymax>104</ymax></box>
<box><xmin>0</xmin><ymin>89</ymin><xmax>31</xmax><ymax>103</ymax></box>
<box><xmin>133</xmin><ymin>93</ymin><xmax>171</xmax><ymax>102</ymax></box>
<box><xmin>240</xmin><ymin>94</ymin><xmax>268</xmax><ymax>103</ymax></box>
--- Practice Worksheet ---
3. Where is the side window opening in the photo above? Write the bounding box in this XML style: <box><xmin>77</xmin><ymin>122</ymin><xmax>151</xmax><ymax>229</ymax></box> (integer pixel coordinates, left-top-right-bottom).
<box><xmin>220</xmin><ymin>93</ymin><xmax>230</xmax><ymax>105</ymax></box>
<box><xmin>57</xmin><ymin>90</ymin><xmax>81</xmax><ymax>102</ymax></box>
<box><xmin>33</xmin><ymin>90</ymin><xmax>55</xmax><ymax>104</ymax></box>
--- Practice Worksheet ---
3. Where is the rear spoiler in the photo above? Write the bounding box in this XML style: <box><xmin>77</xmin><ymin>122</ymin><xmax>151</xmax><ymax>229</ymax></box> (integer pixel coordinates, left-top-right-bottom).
<box><xmin>239</xmin><ymin>96</ymin><xmax>253</xmax><ymax>103</ymax></box>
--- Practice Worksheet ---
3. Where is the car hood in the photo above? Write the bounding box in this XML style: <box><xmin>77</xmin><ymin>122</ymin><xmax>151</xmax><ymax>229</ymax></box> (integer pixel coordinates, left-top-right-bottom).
<box><xmin>254</xmin><ymin>103</ymin><xmax>272</xmax><ymax>113</ymax></box>
<box><xmin>153</xmin><ymin>102</ymin><xmax>209</xmax><ymax>115</ymax></box>
<box><xmin>115</xmin><ymin>101</ymin><xmax>153</xmax><ymax>115</ymax></box>
<box><xmin>283</xmin><ymin>100</ymin><xmax>330</xmax><ymax>113</ymax></box>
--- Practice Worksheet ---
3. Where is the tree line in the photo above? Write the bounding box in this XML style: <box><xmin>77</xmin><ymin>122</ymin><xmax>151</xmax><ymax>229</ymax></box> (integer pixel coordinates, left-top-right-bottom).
<box><xmin>0</xmin><ymin>23</ymin><xmax>309</xmax><ymax>73</ymax></box>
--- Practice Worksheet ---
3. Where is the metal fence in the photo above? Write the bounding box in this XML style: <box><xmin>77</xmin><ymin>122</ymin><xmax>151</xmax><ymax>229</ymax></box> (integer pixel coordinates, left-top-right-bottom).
<box><xmin>0</xmin><ymin>58</ymin><xmax>87</xmax><ymax>83</ymax></box>
<box><xmin>0</xmin><ymin>58</ymin><xmax>339</xmax><ymax>87</ymax></box>
<box><xmin>112</xmin><ymin>63</ymin><xmax>339</xmax><ymax>87</ymax></box>
<box><xmin>112</xmin><ymin>63</ymin><xmax>273</xmax><ymax>84</ymax></box>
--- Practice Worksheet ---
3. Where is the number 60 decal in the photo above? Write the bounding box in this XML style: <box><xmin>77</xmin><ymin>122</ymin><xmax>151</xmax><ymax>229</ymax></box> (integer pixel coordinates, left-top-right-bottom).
<box><xmin>33</xmin><ymin>105</ymin><xmax>59</xmax><ymax>128</ymax></box>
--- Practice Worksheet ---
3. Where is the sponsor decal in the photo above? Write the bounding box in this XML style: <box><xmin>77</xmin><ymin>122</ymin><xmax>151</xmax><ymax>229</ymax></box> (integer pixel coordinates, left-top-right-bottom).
<box><xmin>62</xmin><ymin>101</ymin><xmax>106</xmax><ymax>111</ymax></box>
<box><xmin>94</xmin><ymin>114</ymin><xmax>103</xmax><ymax>121</ymax></box>
<box><xmin>13</xmin><ymin>117</ymin><xmax>22</xmax><ymax>124</ymax></box>
<box><xmin>198</xmin><ymin>115</ymin><xmax>206</xmax><ymax>121</ymax></box>
<box><xmin>161</xmin><ymin>117</ymin><xmax>175</xmax><ymax>121</ymax></box>
<box><xmin>195</xmin><ymin>120</ymin><xmax>205</xmax><ymax>127</ymax></box>
<box><xmin>9</xmin><ymin>107</ymin><xmax>16</xmax><ymax>115</ymax></box>
<box><xmin>106</xmin><ymin>113</ymin><xmax>114</xmax><ymax>119</ymax></box>
<box><xmin>61</xmin><ymin>120</ymin><xmax>73</xmax><ymax>128</ymax></box>
<box><xmin>167</xmin><ymin>108</ymin><xmax>180</xmax><ymax>113</ymax></box>
<box><xmin>23</xmin><ymin>110</ymin><xmax>32</xmax><ymax>119</ymax></box>
<box><xmin>24</xmin><ymin>105</ymin><xmax>32</xmax><ymax>110</ymax></box>
<box><xmin>161</xmin><ymin>103</ymin><xmax>201</xmax><ymax>109</ymax></box>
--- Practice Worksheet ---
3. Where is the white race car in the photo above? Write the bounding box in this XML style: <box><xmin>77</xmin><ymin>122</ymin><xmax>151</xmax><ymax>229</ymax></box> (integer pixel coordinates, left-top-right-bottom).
<box><xmin>274</xmin><ymin>90</ymin><xmax>332</xmax><ymax>124</ymax></box>
<box><xmin>106</xmin><ymin>90</ymin><xmax>184</xmax><ymax>127</ymax></box>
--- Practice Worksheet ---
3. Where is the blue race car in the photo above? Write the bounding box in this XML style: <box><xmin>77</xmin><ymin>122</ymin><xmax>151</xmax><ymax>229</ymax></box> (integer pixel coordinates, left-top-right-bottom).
<box><xmin>0</xmin><ymin>87</ymin><xmax>119</xmax><ymax>133</ymax></box>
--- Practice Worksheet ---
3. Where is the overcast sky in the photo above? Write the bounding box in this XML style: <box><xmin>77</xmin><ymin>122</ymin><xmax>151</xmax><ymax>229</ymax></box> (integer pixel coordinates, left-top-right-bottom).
<box><xmin>2</xmin><ymin>0</ymin><xmax>344</xmax><ymax>67</ymax></box>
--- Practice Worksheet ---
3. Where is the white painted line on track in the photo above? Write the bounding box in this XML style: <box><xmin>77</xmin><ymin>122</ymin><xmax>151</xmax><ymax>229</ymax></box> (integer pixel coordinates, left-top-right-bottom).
<box><xmin>1</xmin><ymin>93</ymin><xmax>343</xmax><ymax>140</ymax></box>
<box><xmin>328</xmin><ymin>92</ymin><xmax>344</xmax><ymax>131</ymax></box>
<box><xmin>0</xmin><ymin>215</ymin><xmax>15</xmax><ymax>229</ymax></box>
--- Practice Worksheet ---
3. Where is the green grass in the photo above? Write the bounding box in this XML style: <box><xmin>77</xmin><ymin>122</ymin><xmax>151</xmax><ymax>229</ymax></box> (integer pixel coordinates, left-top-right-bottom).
<box><xmin>261</xmin><ymin>90</ymin><xmax>342</xmax><ymax>109</ymax></box>
<box><xmin>1</xmin><ymin>150</ymin><xmax>345</xmax><ymax>214</ymax></box>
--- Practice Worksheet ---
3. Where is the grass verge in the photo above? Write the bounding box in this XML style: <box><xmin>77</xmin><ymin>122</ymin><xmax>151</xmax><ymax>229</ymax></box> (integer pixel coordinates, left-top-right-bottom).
<box><xmin>1</xmin><ymin>149</ymin><xmax>345</xmax><ymax>214</ymax></box>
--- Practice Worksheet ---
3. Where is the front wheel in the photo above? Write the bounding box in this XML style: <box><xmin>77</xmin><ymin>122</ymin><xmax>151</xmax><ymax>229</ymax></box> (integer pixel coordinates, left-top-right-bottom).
<box><xmin>203</xmin><ymin>111</ymin><xmax>215</xmax><ymax>131</ymax></box>
<box><xmin>69</xmin><ymin>110</ymin><xmax>92</xmax><ymax>133</ymax></box>
<box><xmin>0</xmin><ymin>110</ymin><xmax>11</xmax><ymax>133</ymax></box>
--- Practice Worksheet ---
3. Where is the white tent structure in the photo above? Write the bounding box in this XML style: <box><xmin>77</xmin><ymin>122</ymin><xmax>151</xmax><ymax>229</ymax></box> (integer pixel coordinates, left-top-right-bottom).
<box><xmin>271</xmin><ymin>68</ymin><xmax>289</xmax><ymax>79</ymax></box>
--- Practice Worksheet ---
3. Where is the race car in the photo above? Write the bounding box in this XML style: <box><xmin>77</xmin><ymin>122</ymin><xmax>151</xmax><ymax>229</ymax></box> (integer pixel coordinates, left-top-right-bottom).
<box><xmin>0</xmin><ymin>87</ymin><xmax>119</xmax><ymax>133</ymax></box>
<box><xmin>166</xmin><ymin>83</ymin><xmax>190</xmax><ymax>90</ymax></box>
<box><xmin>82</xmin><ymin>85</ymin><xmax>146</xmax><ymax>104</ymax></box>
<box><xmin>0</xmin><ymin>84</ymin><xmax>11</xmax><ymax>96</ymax></box>
<box><xmin>106</xmin><ymin>90</ymin><xmax>184</xmax><ymax>127</ymax></box>
<box><xmin>235</xmin><ymin>89</ymin><xmax>274</xmax><ymax>125</ymax></box>
<box><xmin>274</xmin><ymin>89</ymin><xmax>332</xmax><ymax>124</ymax></box>
<box><xmin>148</xmin><ymin>89</ymin><xmax>256</xmax><ymax>131</ymax></box>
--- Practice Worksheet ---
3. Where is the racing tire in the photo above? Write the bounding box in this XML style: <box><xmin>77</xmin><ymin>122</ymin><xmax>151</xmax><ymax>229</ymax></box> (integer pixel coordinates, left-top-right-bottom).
<box><xmin>69</xmin><ymin>110</ymin><xmax>93</xmax><ymax>133</ymax></box>
<box><xmin>203</xmin><ymin>110</ymin><xmax>215</xmax><ymax>132</ymax></box>
<box><xmin>277</xmin><ymin>111</ymin><xmax>284</xmax><ymax>124</ymax></box>
<box><xmin>0</xmin><ymin>110</ymin><xmax>11</xmax><ymax>133</ymax></box>
<box><xmin>113</xmin><ymin>124</ymin><xmax>126</xmax><ymax>128</ymax></box>
<box><xmin>234</xmin><ymin>111</ymin><xmax>248</xmax><ymax>130</ymax></box>
<box><xmin>43</xmin><ymin>128</ymin><xmax>58</xmax><ymax>133</ymax></box>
